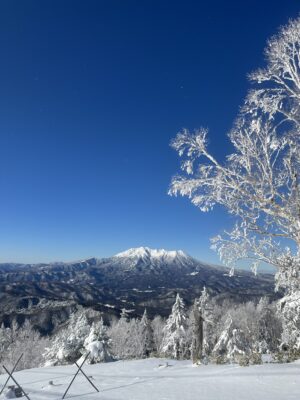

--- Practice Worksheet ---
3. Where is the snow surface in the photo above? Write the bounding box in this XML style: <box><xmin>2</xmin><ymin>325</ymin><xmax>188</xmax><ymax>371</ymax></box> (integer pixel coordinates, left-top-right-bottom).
<box><xmin>0</xmin><ymin>358</ymin><xmax>299</xmax><ymax>399</ymax></box>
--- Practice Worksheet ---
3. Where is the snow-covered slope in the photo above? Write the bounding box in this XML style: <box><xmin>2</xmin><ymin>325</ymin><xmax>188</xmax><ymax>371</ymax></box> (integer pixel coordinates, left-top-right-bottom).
<box><xmin>115</xmin><ymin>246</ymin><xmax>190</xmax><ymax>260</ymax></box>
<box><xmin>114</xmin><ymin>246</ymin><xmax>193</xmax><ymax>268</ymax></box>
<box><xmin>0</xmin><ymin>358</ymin><xmax>299</xmax><ymax>400</ymax></box>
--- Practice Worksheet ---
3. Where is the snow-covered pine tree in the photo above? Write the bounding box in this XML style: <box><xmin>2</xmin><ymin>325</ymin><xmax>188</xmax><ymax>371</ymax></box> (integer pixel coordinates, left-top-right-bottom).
<box><xmin>255</xmin><ymin>297</ymin><xmax>282</xmax><ymax>353</ymax></box>
<box><xmin>278</xmin><ymin>292</ymin><xmax>300</xmax><ymax>352</ymax></box>
<box><xmin>161</xmin><ymin>294</ymin><xmax>189</xmax><ymax>359</ymax></box>
<box><xmin>44</xmin><ymin>310</ymin><xmax>90</xmax><ymax>366</ymax></box>
<box><xmin>212</xmin><ymin>314</ymin><xmax>249</xmax><ymax>364</ymax></box>
<box><xmin>212</xmin><ymin>314</ymin><xmax>233</xmax><ymax>360</ymax></box>
<box><xmin>140</xmin><ymin>309</ymin><xmax>154</xmax><ymax>357</ymax></box>
<box><xmin>81</xmin><ymin>318</ymin><xmax>114</xmax><ymax>364</ymax></box>
<box><xmin>276</xmin><ymin>255</ymin><xmax>300</xmax><ymax>353</ymax></box>
<box><xmin>226</xmin><ymin>328</ymin><xmax>248</xmax><ymax>363</ymax></box>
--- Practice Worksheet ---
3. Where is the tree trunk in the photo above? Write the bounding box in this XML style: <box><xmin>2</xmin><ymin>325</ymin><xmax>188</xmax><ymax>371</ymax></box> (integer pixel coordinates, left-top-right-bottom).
<box><xmin>191</xmin><ymin>300</ymin><xmax>203</xmax><ymax>364</ymax></box>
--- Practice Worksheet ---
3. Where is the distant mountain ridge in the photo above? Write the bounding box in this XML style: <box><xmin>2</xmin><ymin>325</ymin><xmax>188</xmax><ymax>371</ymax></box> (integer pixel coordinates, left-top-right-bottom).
<box><xmin>115</xmin><ymin>246</ymin><xmax>191</xmax><ymax>262</ymax></box>
<box><xmin>0</xmin><ymin>247</ymin><xmax>277</xmax><ymax>334</ymax></box>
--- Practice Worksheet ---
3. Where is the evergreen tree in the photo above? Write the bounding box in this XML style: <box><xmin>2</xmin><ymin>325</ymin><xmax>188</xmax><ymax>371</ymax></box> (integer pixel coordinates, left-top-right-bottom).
<box><xmin>256</xmin><ymin>297</ymin><xmax>282</xmax><ymax>353</ymax></box>
<box><xmin>161</xmin><ymin>294</ymin><xmax>189</xmax><ymax>359</ymax></box>
<box><xmin>226</xmin><ymin>328</ymin><xmax>247</xmax><ymax>362</ymax></box>
<box><xmin>278</xmin><ymin>292</ymin><xmax>300</xmax><ymax>351</ymax></box>
<box><xmin>82</xmin><ymin>318</ymin><xmax>114</xmax><ymax>363</ymax></box>
<box><xmin>213</xmin><ymin>314</ymin><xmax>249</xmax><ymax>363</ymax></box>
<box><xmin>212</xmin><ymin>314</ymin><xmax>233</xmax><ymax>358</ymax></box>
<box><xmin>140</xmin><ymin>309</ymin><xmax>154</xmax><ymax>357</ymax></box>
<box><xmin>44</xmin><ymin>310</ymin><xmax>90</xmax><ymax>366</ymax></box>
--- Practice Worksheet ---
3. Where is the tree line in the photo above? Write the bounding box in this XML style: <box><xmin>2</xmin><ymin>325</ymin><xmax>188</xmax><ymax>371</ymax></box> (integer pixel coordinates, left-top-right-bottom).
<box><xmin>2</xmin><ymin>288</ymin><xmax>297</xmax><ymax>372</ymax></box>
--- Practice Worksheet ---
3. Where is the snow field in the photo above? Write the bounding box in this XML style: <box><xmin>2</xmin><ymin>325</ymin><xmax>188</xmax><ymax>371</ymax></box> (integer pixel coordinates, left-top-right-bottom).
<box><xmin>0</xmin><ymin>358</ymin><xmax>300</xmax><ymax>400</ymax></box>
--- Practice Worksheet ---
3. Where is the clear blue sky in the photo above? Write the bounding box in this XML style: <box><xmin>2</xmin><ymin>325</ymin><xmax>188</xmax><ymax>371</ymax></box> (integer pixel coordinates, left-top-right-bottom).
<box><xmin>0</xmin><ymin>0</ymin><xmax>299</xmax><ymax>263</ymax></box>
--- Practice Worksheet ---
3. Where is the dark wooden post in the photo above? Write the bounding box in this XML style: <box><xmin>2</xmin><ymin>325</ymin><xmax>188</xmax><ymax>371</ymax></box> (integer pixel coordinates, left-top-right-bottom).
<box><xmin>2</xmin><ymin>365</ymin><xmax>31</xmax><ymax>400</ymax></box>
<box><xmin>62</xmin><ymin>352</ymin><xmax>99</xmax><ymax>399</ymax></box>
<box><xmin>0</xmin><ymin>353</ymin><xmax>23</xmax><ymax>395</ymax></box>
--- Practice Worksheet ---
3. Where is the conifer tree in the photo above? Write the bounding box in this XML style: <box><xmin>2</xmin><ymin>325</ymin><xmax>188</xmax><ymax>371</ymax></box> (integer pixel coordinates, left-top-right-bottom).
<box><xmin>140</xmin><ymin>309</ymin><xmax>154</xmax><ymax>357</ymax></box>
<box><xmin>82</xmin><ymin>318</ymin><xmax>114</xmax><ymax>363</ymax></box>
<box><xmin>44</xmin><ymin>310</ymin><xmax>90</xmax><ymax>366</ymax></box>
<box><xmin>213</xmin><ymin>314</ymin><xmax>249</xmax><ymax>363</ymax></box>
<box><xmin>161</xmin><ymin>294</ymin><xmax>189</xmax><ymax>359</ymax></box>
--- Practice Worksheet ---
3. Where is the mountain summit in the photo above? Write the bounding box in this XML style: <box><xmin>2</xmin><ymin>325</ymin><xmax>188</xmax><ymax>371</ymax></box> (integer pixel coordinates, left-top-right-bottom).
<box><xmin>114</xmin><ymin>247</ymin><xmax>191</xmax><ymax>265</ymax></box>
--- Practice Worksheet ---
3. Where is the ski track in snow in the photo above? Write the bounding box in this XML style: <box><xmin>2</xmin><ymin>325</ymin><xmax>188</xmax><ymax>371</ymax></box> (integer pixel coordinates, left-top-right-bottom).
<box><xmin>0</xmin><ymin>358</ymin><xmax>300</xmax><ymax>399</ymax></box>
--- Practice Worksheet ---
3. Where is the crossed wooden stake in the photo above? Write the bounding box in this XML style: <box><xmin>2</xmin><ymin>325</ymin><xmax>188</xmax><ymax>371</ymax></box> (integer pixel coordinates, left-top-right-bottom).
<box><xmin>0</xmin><ymin>353</ymin><xmax>31</xmax><ymax>399</ymax></box>
<box><xmin>62</xmin><ymin>352</ymin><xmax>99</xmax><ymax>399</ymax></box>
<box><xmin>0</xmin><ymin>351</ymin><xmax>99</xmax><ymax>399</ymax></box>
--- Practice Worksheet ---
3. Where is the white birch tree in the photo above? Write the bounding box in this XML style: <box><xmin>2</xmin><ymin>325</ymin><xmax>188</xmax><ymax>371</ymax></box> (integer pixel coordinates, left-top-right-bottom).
<box><xmin>191</xmin><ymin>287</ymin><xmax>210</xmax><ymax>364</ymax></box>
<box><xmin>169</xmin><ymin>17</ymin><xmax>300</xmax><ymax>351</ymax></box>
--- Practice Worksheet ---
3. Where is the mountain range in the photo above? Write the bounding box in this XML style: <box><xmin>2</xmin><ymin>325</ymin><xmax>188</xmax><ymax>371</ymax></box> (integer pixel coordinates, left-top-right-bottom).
<box><xmin>0</xmin><ymin>247</ymin><xmax>277</xmax><ymax>334</ymax></box>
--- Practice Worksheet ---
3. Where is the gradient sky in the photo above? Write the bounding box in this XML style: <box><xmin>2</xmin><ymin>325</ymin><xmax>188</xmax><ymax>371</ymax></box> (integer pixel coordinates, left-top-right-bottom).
<box><xmin>0</xmin><ymin>0</ymin><xmax>299</xmax><ymax>264</ymax></box>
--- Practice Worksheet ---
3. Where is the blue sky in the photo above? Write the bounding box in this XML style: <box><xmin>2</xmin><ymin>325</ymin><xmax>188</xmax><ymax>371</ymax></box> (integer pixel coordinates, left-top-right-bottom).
<box><xmin>0</xmin><ymin>1</ymin><xmax>299</xmax><ymax>264</ymax></box>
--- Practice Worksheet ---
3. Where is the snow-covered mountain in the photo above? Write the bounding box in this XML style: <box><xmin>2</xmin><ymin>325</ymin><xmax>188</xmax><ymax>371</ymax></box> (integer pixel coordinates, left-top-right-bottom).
<box><xmin>0</xmin><ymin>247</ymin><xmax>276</xmax><ymax>333</ymax></box>
<box><xmin>115</xmin><ymin>246</ymin><xmax>190</xmax><ymax>261</ymax></box>
<box><xmin>114</xmin><ymin>247</ymin><xmax>194</xmax><ymax>268</ymax></box>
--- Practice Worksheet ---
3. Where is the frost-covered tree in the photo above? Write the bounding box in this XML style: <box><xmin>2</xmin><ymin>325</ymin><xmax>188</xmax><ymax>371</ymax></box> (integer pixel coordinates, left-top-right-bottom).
<box><xmin>245</xmin><ymin>18</ymin><xmax>300</xmax><ymax>129</ymax></box>
<box><xmin>0</xmin><ymin>320</ymin><xmax>50</xmax><ymax>372</ymax></box>
<box><xmin>140</xmin><ymin>309</ymin><xmax>154</xmax><ymax>357</ymax></box>
<box><xmin>212</xmin><ymin>315</ymin><xmax>233</xmax><ymax>358</ymax></box>
<box><xmin>278</xmin><ymin>292</ymin><xmax>300</xmax><ymax>351</ymax></box>
<box><xmin>44</xmin><ymin>310</ymin><xmax>90</xmax><ymax>366</ymax></box>
<box><xmin>209</xmin><ymin>298</ymin><xmax>282</xmax><ymax>364</ymax></box>
<box><xmin>0</xmin><ymin>323</ymin><xmax>11</xmax><ymax>355</ymax></box>
<box><xmin>151</xmin><ymin>315</ymin><xmax>165</xmax><ymax>354</ymax></box>
<box><xmin>256</xmin><ymin>297</ymin><xmax>282</xmax><ymax>353</ymax></box>
<box><xmin>191</xmin><ymin>286</ymin><xmax>211</xmax><ymax>364</ymax></box>
<box><xmin>81</xmin><ymin>318</ymin><xmax>114</xmax><ymax>364</ymax></box>
<box><xmin>109</xmin><ymin>310</ymin><xmax>146</xmax><ymax>359</ymax></box>
<box><xmin>120</xmin><ymin>308</ymin><xmax>129</xmax><ymax>322</ymax></box>
<box><xmin>169</xmin><ymin>17</ymin><xmax>300</xmax><ymax>350</ymax></box>
<box><xmin>161</xmin><ymin>294</ymin><xmax>189</xmax><ymax>359</ymax></box>
<box><xmin>108</xmin><ymin>309</ymin><xmax>132</xmax><ymax>359</ymax></box>
<box><xmin>212</xmin><ymin>315</ymin><xmax>248</xmax><ymax>363</ymax></box>
<box><xmin>226</xmin><ymin>328</ymin><xmax>248</xmax><ymax>362</ymax></box>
